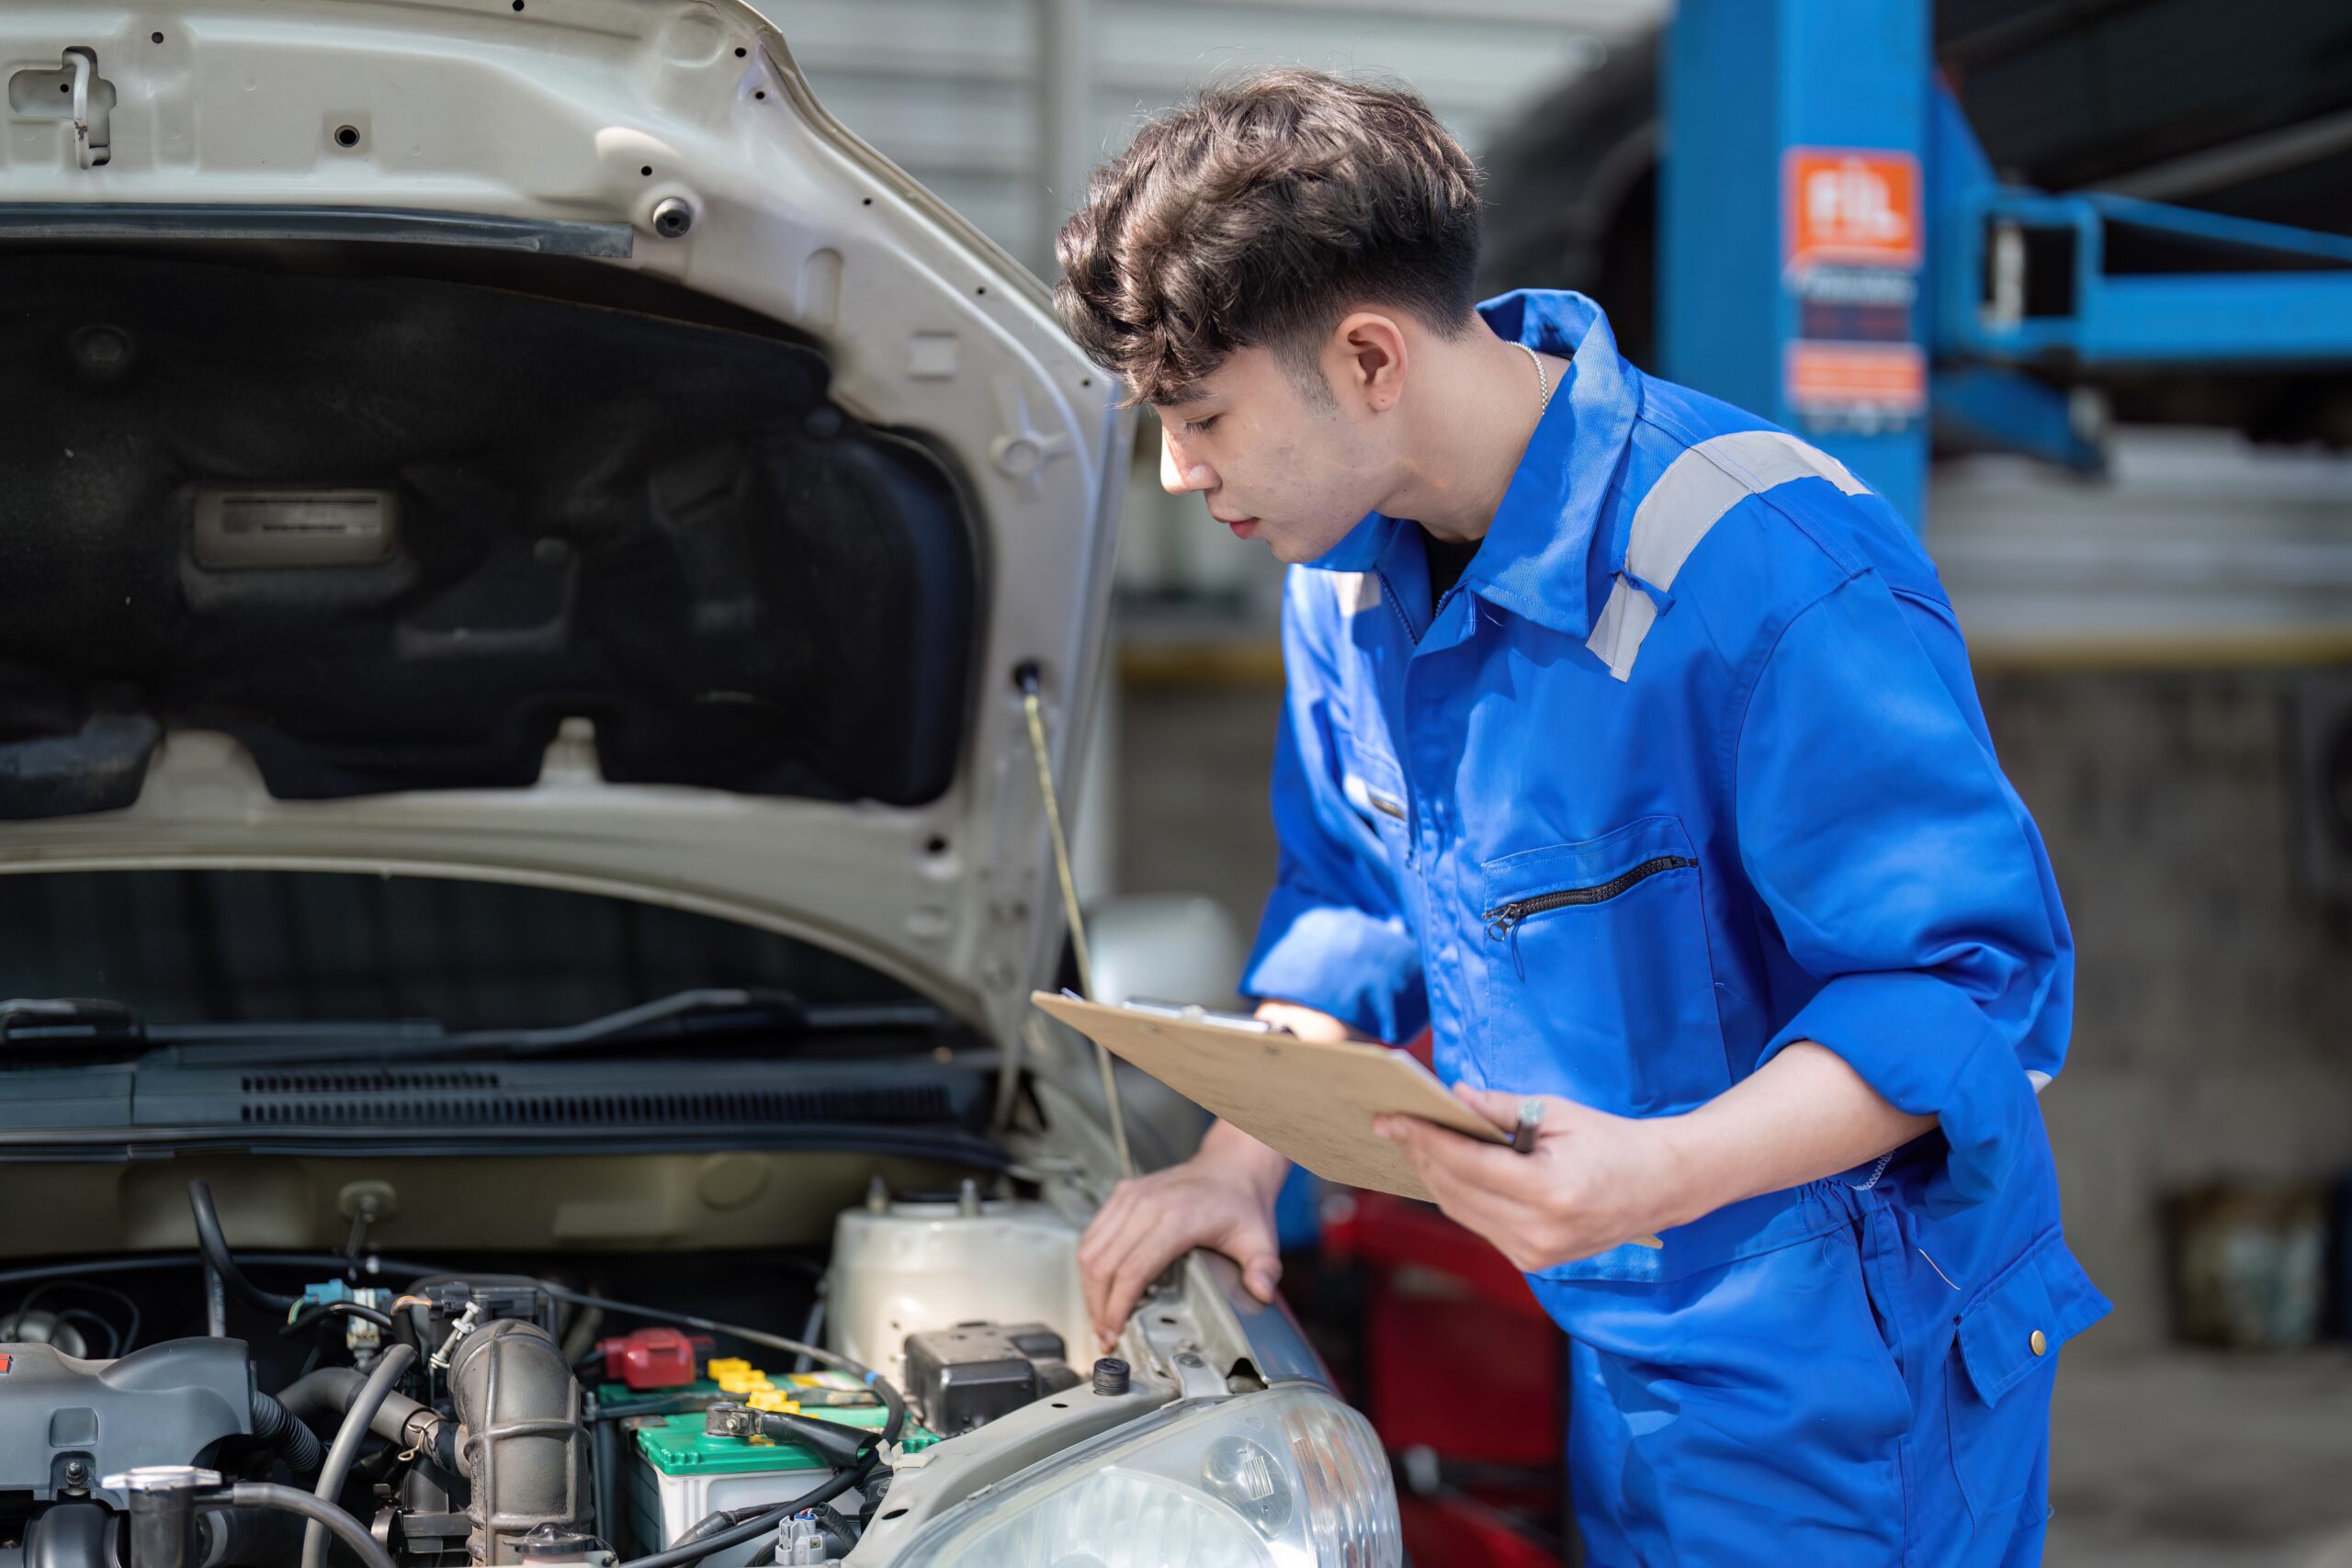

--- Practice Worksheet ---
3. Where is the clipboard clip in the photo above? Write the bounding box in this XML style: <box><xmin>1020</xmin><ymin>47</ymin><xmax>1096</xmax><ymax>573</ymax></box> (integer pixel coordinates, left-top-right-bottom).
<box><xmin>1070</xmin><ymin>991</ymin><xmax>1294</xmax><ymax>1036</ymax></box>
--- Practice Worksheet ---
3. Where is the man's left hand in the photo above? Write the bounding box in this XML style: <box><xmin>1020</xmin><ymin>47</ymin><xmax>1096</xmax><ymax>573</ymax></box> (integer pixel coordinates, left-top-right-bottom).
<box><xmin>1374</xmin><ymin>1085</ymin><xmax>1687</xmax><ymax>1271</ymax></box>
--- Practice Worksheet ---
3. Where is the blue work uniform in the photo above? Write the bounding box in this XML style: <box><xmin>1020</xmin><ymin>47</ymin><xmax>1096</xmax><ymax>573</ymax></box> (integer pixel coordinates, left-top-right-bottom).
<box><xmin>1240</xmin><ymin>290</ymin><xmax>2110</xmax><ymax>1565</ymax></box>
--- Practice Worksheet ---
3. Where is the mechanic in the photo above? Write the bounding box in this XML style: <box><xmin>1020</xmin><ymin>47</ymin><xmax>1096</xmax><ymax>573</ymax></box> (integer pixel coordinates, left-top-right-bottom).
<box><xmin>1050</xmin><ymin>69</ymin><xmax>2108</xmax><ymax>1565</ymax></box>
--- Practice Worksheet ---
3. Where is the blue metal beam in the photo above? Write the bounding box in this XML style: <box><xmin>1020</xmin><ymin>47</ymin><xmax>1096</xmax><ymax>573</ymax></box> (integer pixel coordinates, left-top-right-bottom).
<box><xmin>1661</xmin><ymin>0</ymin><xmax>1932</xmax><ymax>526</ymax></box>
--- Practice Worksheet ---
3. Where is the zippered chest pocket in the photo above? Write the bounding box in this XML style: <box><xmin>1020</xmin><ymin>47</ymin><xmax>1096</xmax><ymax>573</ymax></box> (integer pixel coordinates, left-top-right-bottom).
<box><xmin>1477</xmin><ymin>816</ymin><xmax>1732</xmax><ymax>1118</ymax></box>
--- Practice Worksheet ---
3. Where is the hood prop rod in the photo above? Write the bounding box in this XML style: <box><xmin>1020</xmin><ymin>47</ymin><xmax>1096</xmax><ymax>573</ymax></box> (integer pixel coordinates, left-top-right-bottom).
<box><xmin>1017</xmin><ymin>664</ymin><xmax>1133</xmax><ymax>1179</ymax></box>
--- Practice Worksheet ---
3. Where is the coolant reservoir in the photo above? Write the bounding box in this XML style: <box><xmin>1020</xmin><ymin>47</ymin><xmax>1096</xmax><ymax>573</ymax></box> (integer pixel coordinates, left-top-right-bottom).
<box><xmin>827</xmin><ymin>1189</ymin><xmax>1091</xmax><ymax>1391</ymax></box>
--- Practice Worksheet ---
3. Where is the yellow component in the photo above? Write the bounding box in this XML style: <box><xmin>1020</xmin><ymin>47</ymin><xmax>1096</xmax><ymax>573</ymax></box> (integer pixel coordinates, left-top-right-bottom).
<box><xmin>707</xmin><ymin>1358</ymin><xmax>752</xmax><ymax>1379</ymax></box>
<box><xmin>745</xmin><ymin>1391</ymin><xmax>799</xmax><ymax>1414</ymax></box>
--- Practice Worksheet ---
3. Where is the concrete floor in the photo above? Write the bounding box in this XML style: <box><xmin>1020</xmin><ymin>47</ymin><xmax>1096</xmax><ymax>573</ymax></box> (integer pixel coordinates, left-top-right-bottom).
<box><xmin>2048</xmin><ymin>1350</ymin><xmax>2352</xmax><ymax>1566</ymax></box>
<box><xmin>1112</xmin><ymin>675</ymin><xmax>2352</xmax><ymax>1566</ymax></box>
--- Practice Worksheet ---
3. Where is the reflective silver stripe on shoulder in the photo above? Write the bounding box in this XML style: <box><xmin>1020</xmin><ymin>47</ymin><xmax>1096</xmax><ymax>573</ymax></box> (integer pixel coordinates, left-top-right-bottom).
<box><xmin>1331</xmin><ymin>570</ymin><xmax>1382</xmax><ymax>617</ymax></box>
<box><xmin>2027</xmin><ymin>1069</ymin><xmax>2052</xmax><ymax>1095</ymax></box>
<box><xmin>1586</xmin><ymin>431</ymin><xmax>1871</xmax><ymax>682</ymax></box>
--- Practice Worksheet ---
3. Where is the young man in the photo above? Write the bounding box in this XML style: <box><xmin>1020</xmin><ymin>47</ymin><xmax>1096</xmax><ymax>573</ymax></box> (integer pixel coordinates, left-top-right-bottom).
<box><xmin>1054</xmin><ymin>70</ymin><xmax>2107</xmax><ymax>1565</ymax></box>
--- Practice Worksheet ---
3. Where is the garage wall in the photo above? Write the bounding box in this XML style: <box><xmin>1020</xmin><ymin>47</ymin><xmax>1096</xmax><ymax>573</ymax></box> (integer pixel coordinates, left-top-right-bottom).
<box><xmin>786</xmin><ymin>0</ymin><xmax>1666</xmax><ymax>272</ymax></box>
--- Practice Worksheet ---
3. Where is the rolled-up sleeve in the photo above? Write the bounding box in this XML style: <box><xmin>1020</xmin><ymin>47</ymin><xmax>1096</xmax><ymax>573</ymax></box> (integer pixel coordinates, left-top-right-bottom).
<box><xmin>1239</xmin><ymin>571</ymin><xmax>1428</xmax><ymax>1043</ymax></box>
<box><xmin>1736</xmin><ymin>570</ymin><xmax>2073</xmax><ymax>1211</ymax></box>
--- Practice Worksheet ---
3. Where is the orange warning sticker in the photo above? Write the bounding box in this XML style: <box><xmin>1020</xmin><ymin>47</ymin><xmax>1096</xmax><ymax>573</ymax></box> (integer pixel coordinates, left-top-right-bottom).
<box><xmin>1785</xmin><ymin>150</ymin><xmax>1922</xmax><ymax>267</ymax></box>
<box><xmin>1786</xmin><ymin>342</ymin><xmax>1927</xmax><ymax>414</ymax></box>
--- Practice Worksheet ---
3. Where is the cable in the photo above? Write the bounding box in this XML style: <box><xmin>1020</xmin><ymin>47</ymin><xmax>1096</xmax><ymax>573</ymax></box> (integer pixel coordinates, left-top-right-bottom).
<box><xmin>187</xmin><ymin>1181</ymin><xmax>300</xmax><ymax>1313</ymax></box>
<box><xmin>0</xmin><ymin>1253</ymin><xmax>445</xmax><ymax>1292</ymax></box>
<box><xmin>529</xmin><ymin>1283</ymin><xmax>904</xmax><ymax>1447</ymax></box>
<box><xmin>278</xmin><ymin>1301</ymin><xmax>397</xmax><ymax>1337</ymax></box>
<box><xmin>51</xmin><ymin>1307</ymin><xmax>119</xmax><ymax>1359</ymax></box>
<box><xmin>302</xmin><ymin>1342</ymin><xmax>416</xmax><ymax>1568</ymax></box>
<box><xmin>1017</xmin><ymin>665</ymin><xmax>1133</xmax><ymax>1178</ymax></box>
<box><xmin>621</xmin><ymin>1456</ymin><xmax>875</xmax><ymax>1568</ymax></box>
<box><xmin>206</xmin><ymin>1483</ymin><xmax>397</xmax><ymax>1568</ymax></box>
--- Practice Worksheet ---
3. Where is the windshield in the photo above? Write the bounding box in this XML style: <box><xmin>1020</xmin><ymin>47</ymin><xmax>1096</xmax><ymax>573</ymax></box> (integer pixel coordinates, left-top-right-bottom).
<box><xmin>0</xmin><ymin>868</ymin><xmax>925</xmax><ymax>1032</ymax></box>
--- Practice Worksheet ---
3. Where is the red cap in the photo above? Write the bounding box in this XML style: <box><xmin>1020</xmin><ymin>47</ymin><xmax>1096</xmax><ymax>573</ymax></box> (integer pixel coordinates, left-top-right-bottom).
<box><xmin>594</xmin><ymin>1326</ymin><xmax>713</xmax><ymax>1391</ymax></box>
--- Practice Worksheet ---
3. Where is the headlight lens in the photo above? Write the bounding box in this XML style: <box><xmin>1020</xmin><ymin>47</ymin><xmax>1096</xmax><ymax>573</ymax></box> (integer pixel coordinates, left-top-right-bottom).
<box><xmin>894</xmin><ymin>1382</ymin><xmax>1401</xmax><ymax>1567</ymax></box>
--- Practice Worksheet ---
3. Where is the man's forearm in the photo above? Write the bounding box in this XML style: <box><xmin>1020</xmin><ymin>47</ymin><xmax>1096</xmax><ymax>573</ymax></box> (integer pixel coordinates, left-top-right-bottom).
<box><xmin>1654</xmin><ymin>1042</ymin><xmax>1936</xmax><ymax>1230</ymax></box>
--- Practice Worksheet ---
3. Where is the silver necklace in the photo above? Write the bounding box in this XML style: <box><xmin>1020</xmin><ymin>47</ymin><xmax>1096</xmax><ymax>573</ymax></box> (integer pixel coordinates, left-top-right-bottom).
<box><xmin>1517</xmin><ymin>341</ymin><xmax>1552</xmax><ymax>415</ymax></box>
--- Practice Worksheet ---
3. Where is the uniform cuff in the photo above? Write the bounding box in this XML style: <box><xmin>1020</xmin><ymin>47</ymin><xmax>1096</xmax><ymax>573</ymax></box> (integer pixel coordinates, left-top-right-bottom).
<box><xmin>1766</xmin><ymin>972</ymin><xmax>2041</xmax><ymax>1213</ymax></box>
<box><xmin>1240</xmin><ymin>886</ymin><xmax>1427</xmax><ymax>1044</ymax></box>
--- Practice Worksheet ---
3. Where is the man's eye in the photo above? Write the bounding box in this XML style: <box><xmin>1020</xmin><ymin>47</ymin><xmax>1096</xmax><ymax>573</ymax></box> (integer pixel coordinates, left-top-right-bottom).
<box><xmin>1183</xmin><ymin>416</ymin><xmax>1218</xmax><ymax>436</ymax></box>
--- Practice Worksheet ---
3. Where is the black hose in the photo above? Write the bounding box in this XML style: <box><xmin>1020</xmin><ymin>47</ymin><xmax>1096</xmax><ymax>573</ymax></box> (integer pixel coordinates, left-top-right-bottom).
<box><xmin>530</xmin><ymin>1283</ymin><xmax>906</xmax><ymax>1447</ymax></box>
<box><xmin>302</xmin><ymin>1342</ymin><xmax>416</xmax><ymax>1568</ymax></box>
<box><xmin>0</xmin><ymin>1253</ymin><xmax>449</xmax><ymax>1292</ymax></box>
<box><xmin>277</xmin><ymin>1367</ymin><xmax>458</xmax><ymax>1477</ymax></box>
<box><xmin>620</xmin><ymin>1456</ymin><xmax>875</xmax><ymax>1568</ymax></box>
<box><xmin>207</xmin><ymin>1483</ymin><xmax>397</xmax><ymax>1568</ymax></box>
<box><xmin>187</xmin><ymin>1181</ymin><xmax>299</xmax><ymax>1314</ymax></box>
<box><xmin>249</xmin><ymin>1390</ymin><xmax>325</xmax><ymax>1476</ymax></box>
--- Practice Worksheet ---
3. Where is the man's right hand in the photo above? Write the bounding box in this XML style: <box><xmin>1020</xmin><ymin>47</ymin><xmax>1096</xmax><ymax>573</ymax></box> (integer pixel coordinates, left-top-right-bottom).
<box><xmin>1076</xmin><ymin>999</ymin><xmax>1356</xmax><ymax>1351</ymax></box>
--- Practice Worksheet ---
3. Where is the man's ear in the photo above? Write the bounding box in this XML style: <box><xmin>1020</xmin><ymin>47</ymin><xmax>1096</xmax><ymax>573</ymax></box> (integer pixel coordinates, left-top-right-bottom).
<box><xmin>1329</xmin><ymin>310</ymin><xmax>1408</xmax><ymax>413</ymax></box>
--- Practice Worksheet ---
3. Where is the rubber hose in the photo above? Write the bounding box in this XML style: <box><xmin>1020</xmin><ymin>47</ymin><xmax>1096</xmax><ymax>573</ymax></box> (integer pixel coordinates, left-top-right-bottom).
<box><xmin>622</xmin><ymin>1460</ymin><xmax>873</xmax><ymax>1568</ymax></box>
<box><xmin>248</xmin><ymin>1391</ymin><xmax>325</xmax><ymax>1475</ymax></box>
<box><xmin>301</xmin><ymin>1342</ymin><xmax>416</xmax><ymax>1568</ymax></box>
<box><xmin>211</xmin><ymin>1483</ymin><xmax>397</xmax><ymax>1568</ymax></box>
<box><xmin>276</xmin><ymin>1367</ymin><xmax>455</xmax><ymax>1474</ymax></box>
<box><xmin>186</xmin><ymin>1181</ymin><xmax>299</xmax><ymax>1313</ymax></box>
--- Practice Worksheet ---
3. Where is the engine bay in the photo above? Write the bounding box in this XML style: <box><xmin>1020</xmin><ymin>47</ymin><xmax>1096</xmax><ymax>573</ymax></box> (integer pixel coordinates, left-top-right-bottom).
<box><xmin>0</xmin><ymin>1173</ymin><xmax>1118</xmax><ymax>1568</ymax></box>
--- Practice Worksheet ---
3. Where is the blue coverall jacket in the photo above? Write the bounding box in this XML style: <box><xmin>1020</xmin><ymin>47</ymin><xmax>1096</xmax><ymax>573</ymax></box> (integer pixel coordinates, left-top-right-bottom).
<box><xmin>1240</xmin><ymin>290</ymin><xmax>2110</xmax><ymax>1565</ymax></box>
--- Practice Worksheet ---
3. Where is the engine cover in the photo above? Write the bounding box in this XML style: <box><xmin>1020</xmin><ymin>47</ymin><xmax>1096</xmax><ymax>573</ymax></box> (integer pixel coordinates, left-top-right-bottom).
<box><xmin>0</xmin><ymin>1339</ymin><xmax>252</xmax><ymax>1506</ymax></box>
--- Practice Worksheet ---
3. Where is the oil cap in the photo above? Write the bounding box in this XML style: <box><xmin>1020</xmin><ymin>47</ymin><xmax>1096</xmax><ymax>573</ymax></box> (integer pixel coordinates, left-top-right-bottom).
<box><xmin>1091</xmin><ymin>1357</ymin><xmax>1130</xmax><ymax>1396</ymax></box>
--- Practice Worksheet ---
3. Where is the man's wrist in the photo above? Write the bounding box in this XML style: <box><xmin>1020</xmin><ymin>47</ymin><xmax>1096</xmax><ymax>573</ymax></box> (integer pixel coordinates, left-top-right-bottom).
<box><xmin>1199</xmin><ymin>1120</ymin><xmax>1292</xmax><ymax>1204</ymax></box>
<box><xmin>1647</xmin><ymin>1111</ymin><xmax>1728</xmax><ymax>1234</ymax></box>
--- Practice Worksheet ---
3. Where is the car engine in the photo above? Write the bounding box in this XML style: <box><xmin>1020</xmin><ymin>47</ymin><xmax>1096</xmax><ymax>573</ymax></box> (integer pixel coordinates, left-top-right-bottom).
<box><xmin>0</xmin><ymin>1179</ymin><xmax>1097</xmax><ymax>1568</ymax></box>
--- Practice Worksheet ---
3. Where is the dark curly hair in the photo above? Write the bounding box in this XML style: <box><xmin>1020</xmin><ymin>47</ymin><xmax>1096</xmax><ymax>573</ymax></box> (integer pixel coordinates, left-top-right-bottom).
<box><xmin>1052</xmin><ymin>68</ymin><xmax>1485</xmax><ymax>407</ymax></box>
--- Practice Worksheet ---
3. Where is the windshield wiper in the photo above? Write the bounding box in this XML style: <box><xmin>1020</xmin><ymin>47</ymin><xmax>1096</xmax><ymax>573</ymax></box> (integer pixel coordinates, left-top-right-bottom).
<box><xmin>424</xmin><ymin>987</ymin><xmax>944</xmax><ymax>1057</ymax></box>
<box><xmin>4</xmin><ymin>988</ymin><xmax>946</xmax><ymax>1065</ymax></box>
<box><xmin>0</xmin><ymin>997</ymin><xmax>143</xmax><ymax>1052</ymax></box>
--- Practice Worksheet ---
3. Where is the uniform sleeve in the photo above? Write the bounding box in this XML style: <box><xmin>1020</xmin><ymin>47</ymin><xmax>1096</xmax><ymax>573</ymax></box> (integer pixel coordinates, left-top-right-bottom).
<box><xmin>1736</xmin><ymin>570</ymin><xmax>2073</xmax><ymax>1212</ymax></box>
<box><xmin>1238</xmin><ymin>571</ymin><xmax>1429</xmax><ymax>1043</ymax></box>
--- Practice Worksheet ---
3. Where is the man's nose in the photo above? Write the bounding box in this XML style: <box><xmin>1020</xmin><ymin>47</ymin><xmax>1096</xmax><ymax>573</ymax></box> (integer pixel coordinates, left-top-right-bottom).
<box><xmin>1159</xmin><ymin>429</ymin><xmax>1213</xmax><ymax>497</ymax></box>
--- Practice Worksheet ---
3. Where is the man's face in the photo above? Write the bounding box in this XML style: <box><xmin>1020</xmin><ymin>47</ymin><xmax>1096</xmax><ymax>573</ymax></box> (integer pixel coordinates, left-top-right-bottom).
<box><xmin>1151</xmin><ymin>343</ymin><xmax>1396</xmax><ymax>566</ymax></box>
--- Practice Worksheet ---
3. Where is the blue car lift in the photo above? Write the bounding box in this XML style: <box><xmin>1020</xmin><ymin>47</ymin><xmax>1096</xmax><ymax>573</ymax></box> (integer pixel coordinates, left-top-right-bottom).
<box><xmin>1659</xmin><ymin>0</ymin><xmax>2352</xmax><ymax>527</ymax></box>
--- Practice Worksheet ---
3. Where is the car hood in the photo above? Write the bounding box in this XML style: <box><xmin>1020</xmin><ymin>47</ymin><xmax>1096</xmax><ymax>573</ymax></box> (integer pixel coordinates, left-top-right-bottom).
<box><xmin>0</xmin><ymin>0</ymin><xmax>1131</xmax><ymax>1050</ymax></box>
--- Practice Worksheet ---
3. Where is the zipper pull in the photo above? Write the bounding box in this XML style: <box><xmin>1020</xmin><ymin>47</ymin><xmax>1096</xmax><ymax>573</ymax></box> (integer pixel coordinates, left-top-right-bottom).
<box><xmin>1484</xmin><ymin>904</ymin><xmax>1522</xmax><ymax>941</ymax></box>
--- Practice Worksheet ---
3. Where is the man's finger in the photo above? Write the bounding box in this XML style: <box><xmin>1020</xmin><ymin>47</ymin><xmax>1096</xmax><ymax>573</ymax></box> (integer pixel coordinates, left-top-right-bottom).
<box><xmin>1382</xmin><ymin>1114</ymin><xmax>1546</xmax><ymax>1200</ymax></box>
<box><xmin>1237</xmin><ymin>1248</ymin><xmax>1283</xmax><ymax>1303</ymax></box>
<box><xmin>1098</xmin><ymin>1218</ymin><xmax>1186</xmax><ymax>1348</ymax></box>
<box><xmin>1451</xmin><ymin>1082</ymin><xmax>1534</xmax><ymax>1134</ymax></box>
<box><xmin>1080</xmin><ymin>1185</ymin><xmax>1153</xmax><ymax>1335</ymax></box>
<box><xmin>1083</xmin><ymin>1206</ymin><xmax>1173</xmax><ymax>1343</ymax></box>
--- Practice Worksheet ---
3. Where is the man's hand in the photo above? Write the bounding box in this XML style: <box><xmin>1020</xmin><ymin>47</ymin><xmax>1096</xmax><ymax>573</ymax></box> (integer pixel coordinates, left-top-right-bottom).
<box><xmin>1373</xmin><ymin>1043</ymin><xmax>1938</xmax><ymax>1272</ymax></box>
<box><xmin>1374</xmin><ymin>1085</ymin><xmax>1684</xmax><ymax>1272</ymax></box>
<box><xmin>1077</xmin><ymin>999</ymin><xmax>1353</xmax><ymax>1350</ymax></box>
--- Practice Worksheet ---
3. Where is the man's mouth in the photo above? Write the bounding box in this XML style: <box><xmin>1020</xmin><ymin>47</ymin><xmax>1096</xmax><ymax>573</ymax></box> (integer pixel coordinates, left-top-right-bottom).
<box><xmin>1212</xmin><ymin>512</ymin><xmax>1259</xmax><ymax>538</ymax></box>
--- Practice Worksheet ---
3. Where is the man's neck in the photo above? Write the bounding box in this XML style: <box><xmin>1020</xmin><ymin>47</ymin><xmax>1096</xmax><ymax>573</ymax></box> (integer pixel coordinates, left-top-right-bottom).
<box><xmin>1382</xmin><ymin>330</ymin><xmax>1563</xmax><ymax>544</ymax></box>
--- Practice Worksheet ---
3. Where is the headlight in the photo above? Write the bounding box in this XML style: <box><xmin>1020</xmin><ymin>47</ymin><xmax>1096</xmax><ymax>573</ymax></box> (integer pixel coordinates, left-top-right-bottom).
<box><xmin>894</xmin><ymin>1382</ymin><xmax>1401</xmax><ymax>1567</ymax></box>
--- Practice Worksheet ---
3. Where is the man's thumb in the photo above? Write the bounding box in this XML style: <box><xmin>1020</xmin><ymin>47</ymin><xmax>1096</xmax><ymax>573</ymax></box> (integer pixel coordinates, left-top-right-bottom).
<box><xmin>1242</xmin><ymin>1255</ymin><xmax>1283</xmax><ymax>1303</ymax></box>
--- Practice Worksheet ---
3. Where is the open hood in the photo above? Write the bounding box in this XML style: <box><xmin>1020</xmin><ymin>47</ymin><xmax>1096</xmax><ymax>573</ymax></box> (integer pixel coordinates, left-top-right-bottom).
<box><xmin>0</xmin><ymin>1</ymin><xmax>1131</xmax><ymax>1046</ymax></box>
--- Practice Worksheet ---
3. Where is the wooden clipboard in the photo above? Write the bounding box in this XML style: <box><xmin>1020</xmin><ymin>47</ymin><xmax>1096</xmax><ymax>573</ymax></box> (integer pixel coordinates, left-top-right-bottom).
<box><xmin>1032</xmin><ymin>989</ymin><xmax>1507</xmax><ymax>1204</ymax></box>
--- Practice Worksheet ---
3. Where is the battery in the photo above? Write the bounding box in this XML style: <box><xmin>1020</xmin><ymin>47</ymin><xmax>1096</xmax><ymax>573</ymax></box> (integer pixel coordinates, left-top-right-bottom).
<box><xmin>625</xmin><ymin>1405</ymin><xmax>940</xmax><ymax>1565</ymax></box>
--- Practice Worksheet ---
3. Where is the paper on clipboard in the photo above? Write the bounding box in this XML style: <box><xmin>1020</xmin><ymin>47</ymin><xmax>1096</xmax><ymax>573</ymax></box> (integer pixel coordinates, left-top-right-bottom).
<box><xmin>1031</xmin><ymin>989</ymin><xmax>1504</xmax><ymax>1203</ymax></box>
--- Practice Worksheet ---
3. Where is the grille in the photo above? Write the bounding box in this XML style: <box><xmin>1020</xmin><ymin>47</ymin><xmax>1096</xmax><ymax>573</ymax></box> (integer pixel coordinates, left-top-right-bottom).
<box><xmin>243</xmin><ymin>1070</ymin><xmax>502</xmax><ymax>1095</ymax></box>
<box><xmin>238</xmin><ymin>1083</ymin><xmax>953</xmax><ymax>1127</ymax></box>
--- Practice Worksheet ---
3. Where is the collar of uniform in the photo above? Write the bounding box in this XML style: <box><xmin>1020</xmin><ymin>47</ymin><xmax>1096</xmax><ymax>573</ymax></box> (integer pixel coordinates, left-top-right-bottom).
<box><xmin>1304</xmin><ymin>290</ymin><xmax>1639</xmax><ymax>640</ymax></box>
